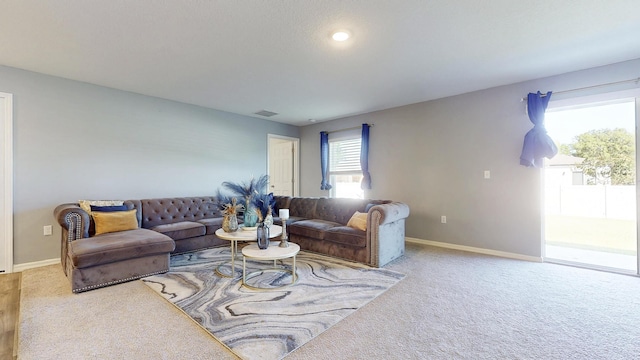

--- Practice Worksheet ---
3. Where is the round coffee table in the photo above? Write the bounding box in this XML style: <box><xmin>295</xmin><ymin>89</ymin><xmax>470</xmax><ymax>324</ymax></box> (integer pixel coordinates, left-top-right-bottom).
<box><xmin>214</xmin><ymin>225</ymin><xmax>282</xmax><ymax>278</ymax></box>
<box><xmin>242</xmin><ymin>242</ymin><xmax>300</xmax><ymax>290</ymax></box>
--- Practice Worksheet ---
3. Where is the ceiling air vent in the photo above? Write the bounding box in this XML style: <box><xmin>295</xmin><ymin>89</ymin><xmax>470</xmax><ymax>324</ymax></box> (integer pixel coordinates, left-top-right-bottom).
<box><xmin>254</xmin><ymin>110</ymin><xmax>278</xmax><ymax>117</ymax></box>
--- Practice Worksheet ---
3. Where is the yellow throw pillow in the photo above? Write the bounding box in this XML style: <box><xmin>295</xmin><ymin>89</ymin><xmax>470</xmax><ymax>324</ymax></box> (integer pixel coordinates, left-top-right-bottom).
<box><xmin>347</xmin><ymin>211</ymin><xmax>368</xmax><ymax>231</ymax></box>
<box><xmin>92</xmin><ymin>209</ymin><xmax>138</xmax><ymax>235</ymax></box>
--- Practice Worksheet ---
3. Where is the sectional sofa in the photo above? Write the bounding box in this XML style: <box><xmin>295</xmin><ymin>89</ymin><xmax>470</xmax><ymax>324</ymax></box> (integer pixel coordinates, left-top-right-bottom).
<box><xmin>54</xmin><ymin>197</ymin><xmax>222</xmax><ymax>292</ymax></box>
<box><xmin>55</xmin><ymin>196</ymin><xmax>409</xmax><ymax>292</ymax></box>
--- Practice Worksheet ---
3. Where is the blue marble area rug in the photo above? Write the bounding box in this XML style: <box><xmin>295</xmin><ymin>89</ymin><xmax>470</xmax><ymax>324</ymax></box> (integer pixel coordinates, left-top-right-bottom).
<box><xmin>142</xmin><ymin>246</ymin><xmax>404</xmax><ymax>360</ymax></box>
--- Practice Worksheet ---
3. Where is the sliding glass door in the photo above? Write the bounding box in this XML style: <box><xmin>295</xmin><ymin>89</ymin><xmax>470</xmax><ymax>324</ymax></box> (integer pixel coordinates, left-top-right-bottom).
<box><xmin>543</xmin><ymin>95</ymin><xmax>638</xmax><ymax>274</ymax></box>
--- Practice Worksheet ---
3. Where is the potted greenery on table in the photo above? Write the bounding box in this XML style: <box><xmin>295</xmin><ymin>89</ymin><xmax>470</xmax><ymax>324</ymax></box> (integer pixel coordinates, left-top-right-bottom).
<box><xmin>213</xmin><ymin>190</ymin><xmax>242</xmax><ymax>232</ymax></box>
<box><xmin>220</xmin><ymin>175</ymin><xmax>269</xmax><ymax>229</ymax></box>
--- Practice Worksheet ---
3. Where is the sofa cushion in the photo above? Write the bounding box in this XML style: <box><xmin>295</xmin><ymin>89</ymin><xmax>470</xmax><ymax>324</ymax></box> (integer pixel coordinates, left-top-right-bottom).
<box><xmin>324</xmin><ymin>226</ymin><xmax>367</xmax><ymax>247</ymax></box>
<box><xmin>70</xmin><ymin>228</ymin><xmax>175</xmax><ymax>269</ymax></box>
<box><xmin>141</xmin><ymin>197</ymin><xmax>218</xmax><ymax>228</ymax></box>
<box><xmin>86</xmin><ymin>200</ymin><xmax>141</xmax><ymax>237</ymax></box>
<box><xmin>197</xmin><ymin>217</ymin><xmax>224</xmax><ymax>235</ymax></box>
<box><xmin>346</xmin><ymin>211</ymin><xmax>368</xmax><ymax>231</ymax></box>
<box><xmin>78</xmin><ymin>199</ymin><xmax>125</xmax><ymax>215</ymax></box>
<box><xmin>273</xmin><ymin>216</ymin><xmax>305</xmax><ymax>226</ymax></box>
<box><xmin>151</xmin><ymin>221</ymin><xmax>205</xmax><ymax>240</ymax></box>
<box><xmin>92</xmin><ymin>209</ymin><xmax>139</xmax><ymax>235</ymax></box>
<box><xmin>286</xmin><ymin>216</ymin><xmax>308</xmax><ymax>223</ymax></box>
<box><xmin>315</xmin><ymin>198</ymin><xmax>369</xmax><ymax>224</ymax></box>
<box><xmin>289</xmin><ymin>219</ymin><xmax>340</xmax><ymax>240</ymax></box>
<box><xmin>90</xmin><ymin>204</ymin><xmax>129</xmax><ymax>212</ymax></box>
<box><xmin>288</xmin><ymin>197</ymin><xmax>318</xmax><ymax>219</ymax></box>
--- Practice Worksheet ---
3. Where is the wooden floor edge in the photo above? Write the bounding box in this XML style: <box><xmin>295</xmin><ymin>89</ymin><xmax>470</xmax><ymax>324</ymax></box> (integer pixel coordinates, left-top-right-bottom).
<box><xmin>14</xmin><ymin>273</ymin><xmax>22</xmax><ymax>359</ymax></box>
<box><xmin>0</xmin><ymin>272</ymin><xmax>21</xmax><ymax>360</ymax></box>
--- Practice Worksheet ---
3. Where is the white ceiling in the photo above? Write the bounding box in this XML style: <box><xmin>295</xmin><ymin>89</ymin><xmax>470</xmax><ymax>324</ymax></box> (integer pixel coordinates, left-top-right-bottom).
<box><xmin>2</xmin><ymin>1</ymin><xmax>640</xmax><ymax>126</ymax></box>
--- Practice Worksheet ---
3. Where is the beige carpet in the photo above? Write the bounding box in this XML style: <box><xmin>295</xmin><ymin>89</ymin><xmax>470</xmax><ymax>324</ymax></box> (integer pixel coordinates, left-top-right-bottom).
<box><xmin>18</xmin><ymin>242</ymin><xmax>640</xmax><ymax>359</ymax></box>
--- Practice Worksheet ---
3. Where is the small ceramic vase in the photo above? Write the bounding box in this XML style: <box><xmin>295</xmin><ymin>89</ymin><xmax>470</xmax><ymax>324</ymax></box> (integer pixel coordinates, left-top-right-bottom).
<box><xmin>222</xmin><ymin>214</ymin><xmax>239</xmax><ymax>233</ymax></box>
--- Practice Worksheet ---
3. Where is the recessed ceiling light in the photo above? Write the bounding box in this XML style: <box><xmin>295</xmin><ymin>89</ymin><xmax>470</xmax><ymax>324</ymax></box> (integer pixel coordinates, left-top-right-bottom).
<box><xmin>332</xmin><ymin>31</ymin><xmax>350</xmax><ymax>42</ymax></box>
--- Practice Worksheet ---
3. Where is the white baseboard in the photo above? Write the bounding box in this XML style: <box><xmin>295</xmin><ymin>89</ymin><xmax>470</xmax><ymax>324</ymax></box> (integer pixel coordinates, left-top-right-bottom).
<box><xmin>9</xmin><ymin>240</ymin><xmax>541</xmax><ymax>272</ymax></box>
<box><xmin>13</xmin><ymin>258</ymin><xmax>61</xmax><ymax>272</ymax></box>
<box><xmin>405</xmin><ymin>237</ymin><xmax>543</xmax><ymax>263</ymax></box>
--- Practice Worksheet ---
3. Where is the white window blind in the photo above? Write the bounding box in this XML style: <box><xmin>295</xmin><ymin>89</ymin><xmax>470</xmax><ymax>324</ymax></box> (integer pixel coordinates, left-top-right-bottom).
<box><xmin>330</xmin><ymin>138</ymin><xmax>361</xmax><ymax>172</ymax></box>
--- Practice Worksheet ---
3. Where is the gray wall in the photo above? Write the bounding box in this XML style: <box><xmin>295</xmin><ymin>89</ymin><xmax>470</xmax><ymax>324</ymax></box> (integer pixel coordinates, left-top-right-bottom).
<box><xmin>300</xmin><ymin>58</ymin><xmax>640</xmax><ymax>258</ymax></box>
<box><xmin>1</xmin><ymin>65</ymin><xmax>298</xmax><ymax>264</ymax></box>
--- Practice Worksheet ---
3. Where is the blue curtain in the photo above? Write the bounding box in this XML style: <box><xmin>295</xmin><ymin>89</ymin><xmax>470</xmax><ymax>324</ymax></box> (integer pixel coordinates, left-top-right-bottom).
<box><xmin>360</xmin><ymin>124</ymin><xmax>372</xmax><ymax>190</ymax></box>
<box><xmin>520</xmin><ymin>91</ymin><xmax>558</xmax><ymax>168</ymax></box>
<box><xmin>320</xmin><ymin>131</ymin><xmax>332</xmax><ymax>190</ymax></box>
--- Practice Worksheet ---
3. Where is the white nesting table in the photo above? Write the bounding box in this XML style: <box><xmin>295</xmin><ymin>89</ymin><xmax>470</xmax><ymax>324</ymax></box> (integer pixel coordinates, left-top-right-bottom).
<box><xmin>214</xmin><ymin>225</ymin><xmax>282</xmax><ymax>278</ymax></box>
<box><xmin>242</xmin><ymin>242</ymin><xmax>300</xmax><ymax>290</ymax></box>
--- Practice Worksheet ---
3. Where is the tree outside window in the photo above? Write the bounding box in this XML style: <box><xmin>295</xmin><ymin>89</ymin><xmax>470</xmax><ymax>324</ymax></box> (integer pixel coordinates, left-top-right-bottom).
<box><xmin>561</xmin><ymin>128</ymin><xmax>635</xmax><ymax>185</ymax></box>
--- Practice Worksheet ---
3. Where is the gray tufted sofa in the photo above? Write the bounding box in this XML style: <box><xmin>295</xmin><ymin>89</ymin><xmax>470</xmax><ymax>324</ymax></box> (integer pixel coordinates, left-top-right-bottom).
<box><xmin>54</xmin><ymin>195</ymin><xmax>410</xmax><ymax>292</ymax></box>
<box><xmin>54</xmin><ymin>197</ymin><xmax>225</xmax><ymax>292</ymax></box>
<box><xmin>274</xmin><ymin>196</ymin><xmax>410</xmax><ymax>267</ymax></box>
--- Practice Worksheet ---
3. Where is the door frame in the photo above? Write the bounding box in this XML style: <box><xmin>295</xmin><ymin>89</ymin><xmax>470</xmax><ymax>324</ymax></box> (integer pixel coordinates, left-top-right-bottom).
<box><xmin>267</xmin><ymin>134</ymin><xmax>300</xmax><ymax>197</ymax></box>
<box><xmin>1</xmin><ymin>92</ymin><xmax>13</xmax><ymax>273</ymax></box>
<box><xmin>636</xmin><ymin>97</ymin><xmax>640</xmax><ymax>275</ymax></box>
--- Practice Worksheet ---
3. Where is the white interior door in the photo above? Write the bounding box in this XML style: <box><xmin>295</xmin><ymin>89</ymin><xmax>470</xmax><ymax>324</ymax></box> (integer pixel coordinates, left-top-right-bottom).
<box><xmin>268</xmin><ymin>135</ymin><xmax>299</xmax><ymax>196</ymax></box>
<box><xmin>0</xmin><ymin>92</ymin><xmax>13</xmax><ymax>273</ymax></box>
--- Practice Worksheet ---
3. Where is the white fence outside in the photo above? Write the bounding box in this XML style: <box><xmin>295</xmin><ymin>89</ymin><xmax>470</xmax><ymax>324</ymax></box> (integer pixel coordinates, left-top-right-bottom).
<box><xmin>545</xmin><ymin>185</ymin><xmax>636</xmax><ymax>220</ymax></box>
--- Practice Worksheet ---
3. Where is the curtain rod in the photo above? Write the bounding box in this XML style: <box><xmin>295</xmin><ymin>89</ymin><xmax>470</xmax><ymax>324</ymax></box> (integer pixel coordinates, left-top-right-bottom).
<box><xmin>520</xmin><ymin>77</ymin><xmax>640</xmax><ymax>102</ymax></box>
<box><xmin>321</xmin><ymin>124</ymin><xmax>373</xmax><ymax>134</ymax></box>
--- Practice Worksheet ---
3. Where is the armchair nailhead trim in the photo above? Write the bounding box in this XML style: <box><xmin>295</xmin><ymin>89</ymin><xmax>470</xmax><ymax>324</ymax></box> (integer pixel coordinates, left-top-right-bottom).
<box><xmin>65</xmin><ymin>212</ymin><xmax>82</xmax><ymax>242</ymax></box>
<box><xmin>72</xmin><ymin>268</ymin><xmax>169</xmax><ymax>293</ymax></box>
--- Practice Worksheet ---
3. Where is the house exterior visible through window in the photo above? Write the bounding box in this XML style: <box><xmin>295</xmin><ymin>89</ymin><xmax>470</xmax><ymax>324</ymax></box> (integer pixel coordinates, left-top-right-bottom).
<box><xmin>329</xmin><ymin>136</ymin><xmax>364</xmax><ymax>199</ymax></box>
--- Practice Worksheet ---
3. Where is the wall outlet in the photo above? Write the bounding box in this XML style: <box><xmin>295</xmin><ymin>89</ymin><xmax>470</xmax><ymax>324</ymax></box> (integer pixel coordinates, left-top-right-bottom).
<box><xmin>43</xmin><ymin>225</ymin><xmax>52</xmax><ymax>236</ymax></box>
<box><xmin>441</xmin><ymin>215</ymin><xmax>447</xmax><ymax>224</ymax></box>
<box><xmin>484</xmin><ymin>170</ymin><xmax>491</xmax><ymax>179</ymax></box>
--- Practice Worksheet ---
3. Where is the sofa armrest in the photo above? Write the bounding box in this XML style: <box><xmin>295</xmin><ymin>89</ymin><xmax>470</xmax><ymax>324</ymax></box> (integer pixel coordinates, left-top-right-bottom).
<box><xmin>54</xmin><ymin>203</ymin><xmax>90</xmax><ymax>240</ymax></box>
<box><xmin>368</xmin><ymin>202</ymin><xmax>410</xmax><ymax>226</ymax></box>
<box><xmin>366</xmin><ymin>202</ymin><xmax>410</xmax><ymax>267</ymax></box>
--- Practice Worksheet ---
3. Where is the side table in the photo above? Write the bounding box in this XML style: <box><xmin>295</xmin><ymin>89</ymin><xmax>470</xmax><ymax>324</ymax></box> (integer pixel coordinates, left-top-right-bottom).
<box><xmin>214</xmin><ymin>225</ymin><xmax>282</xmax><ymax>278</ymax></box>
<box><xmin>242</xmin><ymin>242</ymin><xmax>300</xmax><ymax>290</ymax></box>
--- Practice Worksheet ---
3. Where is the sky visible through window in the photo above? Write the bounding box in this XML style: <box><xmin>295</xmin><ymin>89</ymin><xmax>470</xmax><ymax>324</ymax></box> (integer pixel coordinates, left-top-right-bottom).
<box><xmin>545</xmin><ymin>100</ymin><xmax>635</xmax><ymax>146</ymax></box>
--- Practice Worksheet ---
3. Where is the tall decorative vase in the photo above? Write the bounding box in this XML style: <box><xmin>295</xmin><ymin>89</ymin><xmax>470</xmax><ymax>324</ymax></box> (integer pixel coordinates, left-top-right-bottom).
<box><xmin>222</xmin><ymin>214</ymin><xmax>239</xmax><ymax>233</ymax></box>
<box><xmin>256</xmin><ymin>222</ymin><xmax>270</xmax><ymax>249</ymax></box>
<box><xmin>244</xmin><ymin>205</ymin><xmax>258</xmax><ymax>228</ymax></box>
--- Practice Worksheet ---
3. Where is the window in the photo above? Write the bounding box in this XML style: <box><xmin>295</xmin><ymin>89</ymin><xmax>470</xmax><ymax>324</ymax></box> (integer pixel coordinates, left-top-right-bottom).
<box><xmin>329</xmin><ymin>137</ymin><xmax>364</xmax><ymax>199</ymax></box>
